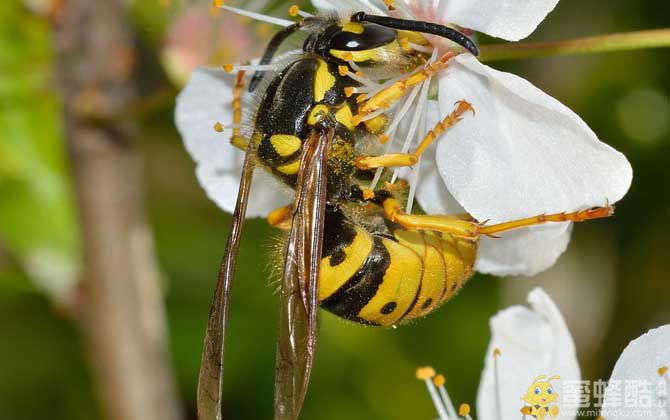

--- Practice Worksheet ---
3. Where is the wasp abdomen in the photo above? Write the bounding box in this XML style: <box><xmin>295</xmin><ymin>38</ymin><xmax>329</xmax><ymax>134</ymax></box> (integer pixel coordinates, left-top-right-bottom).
<box><xmin>318</xmin><ymin>209</ymin><xmax>477</xmax><ymax>326</ymax></box>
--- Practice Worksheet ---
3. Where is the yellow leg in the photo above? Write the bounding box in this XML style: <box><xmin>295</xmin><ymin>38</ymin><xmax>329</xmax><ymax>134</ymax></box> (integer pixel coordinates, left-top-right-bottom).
<box><xmin>267</xmin><ymin>205</ymin><xmax>292</xmax><ymax>230</ymax></box>
<box><xmin>230</xmin><ymin>70</ymin><xmax>249</xmax><ymax>151</ymax></box>
<box><xmin>479</xmin><ymin>205</ymin><xmax>614</xmax><ymax>236</ymax></box>
<box><xmin>382</xmin><ymin>198</ymin><xmax>480</xmax><ymax>238</ymax></box>
<box><xmin>357</xmin><ymin>153</ymin><xmax>417</xmax><ymax>170</ymax></box>
<box><xmin>381</xmin><ymin>197</ymin><xmax>614</xmax><ymax>238</ymax></box>
<box><xmin>352</xmin><ymin>51</ymin><xmax>456</xmax><ymax>124</ymax></box>
<box><xmin>356</xmin><ymin>100</ymin><xmax>473</xmax><ymax>170</ymax></box>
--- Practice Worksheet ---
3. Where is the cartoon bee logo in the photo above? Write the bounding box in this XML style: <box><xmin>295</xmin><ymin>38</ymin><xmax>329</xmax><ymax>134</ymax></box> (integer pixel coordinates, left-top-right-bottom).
<box><xmin>521</xmin><ymin>375</ymin><xmax>561</xmax><ymax>419</ymax></box>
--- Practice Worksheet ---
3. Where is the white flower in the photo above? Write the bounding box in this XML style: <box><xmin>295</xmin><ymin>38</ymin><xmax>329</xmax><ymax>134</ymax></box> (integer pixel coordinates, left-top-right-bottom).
<box><xmin>420</xmin><ymin>293</ymin><xmax>670</xmax><ymax>420</ymax></box>
<box><xmin>601</xmin><ymin>325</ymin><xmax>670</xmax><ymax>420</ymax></box>
<box><xmin>176</xmin><ymin>68</ymin><xmax>292</xmax><ymax>217</ymax></box>
<box><xmin>175</xmin><ymin>0</ymin><xmax>632</xmax><ymax>276</ymax></box>
<box><xmin>418</xmin><ymin>288</ymin><xmax>580</xmax><ymax>419</ymax></box>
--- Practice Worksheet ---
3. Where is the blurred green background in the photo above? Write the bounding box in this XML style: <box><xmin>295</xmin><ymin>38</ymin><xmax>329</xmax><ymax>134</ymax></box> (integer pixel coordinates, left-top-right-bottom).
<box><xmin>0</xmin><ymin>0</ymin><xmax>668</xmax><ymax>419</ymax></box>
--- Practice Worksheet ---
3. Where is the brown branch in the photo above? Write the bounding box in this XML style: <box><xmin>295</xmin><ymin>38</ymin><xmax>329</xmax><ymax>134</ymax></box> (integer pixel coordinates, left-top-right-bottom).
<box><xmin>53</xmin><ymin>1</ymin><xmax>183</xmax><ymax>419</ymax></box>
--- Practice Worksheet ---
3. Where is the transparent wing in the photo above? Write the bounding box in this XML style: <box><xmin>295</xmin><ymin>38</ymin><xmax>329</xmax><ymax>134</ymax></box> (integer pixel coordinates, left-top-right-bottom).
<box><xmin>274</xmin><ymin>129</ymin><xmax>333</xmax><ymax>420</ymax></box>
<box><xmin>197</xmin><ymin>146</ymin><xmax>255</xmax><ymax>420</ymax></box>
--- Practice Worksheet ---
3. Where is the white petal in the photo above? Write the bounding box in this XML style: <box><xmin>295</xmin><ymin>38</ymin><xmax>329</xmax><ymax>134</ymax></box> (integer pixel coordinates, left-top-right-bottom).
<box><xmin>417</xmin><ymin>146</ymin><xmax>573</xmax><ymax>276</ymax></box>
<box><xmin>440</xmin><ymin>0</ymin><xmax>559</xmax><ymax>41</ymax></box>
<box><xmin>477</xmin><ymin>288</ymin><xmax>579</xmax><ymax>420</ymax></box>
<box><xmin>437</xmin><ymin>55</ymin><xmax>632</xmax><ymax>223</ymax></box>
<box><xmin>411</xmin><ymin>100</ymin><xmax>466</xmax><ymax>214</ymax></box>
<box><xmin>601</xmin><ymin>325</ymin><xmax>670</xmax><ymax>420</ymax></box>
<box><xmin>432</xmin><ymin>55</ymin><xmax>631</xmax><ymax>274</ymax></box>
<box><xmin>475</xmin><ymin>224</ymin><xmax>572</xmax><ymax>276</ymax></box>
<box><xmin>415</xmin><ymin>149</ymin><xmax>466</xmax><ymax>215</ymax></box>
<box><xmin>175</xmin><ymin>67</ymin><xmax>290</xmax><ymax>216</ymax></box>
<box><xmin>417</xmin><ymin>100</ymin><xmax>570</xmax><ymax>276</ymax></box>
<box><xmin>311</xmin><ymin>0</ymin><xmax>384</xmax><ymax>14</ymax></box>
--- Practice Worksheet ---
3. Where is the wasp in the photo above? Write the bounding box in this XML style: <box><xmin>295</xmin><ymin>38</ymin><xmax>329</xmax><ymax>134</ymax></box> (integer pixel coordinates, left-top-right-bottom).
<box><xmin>196</xmin><ymin>9</ymin><xmax>614</xmax><ymax>420</ymax></box>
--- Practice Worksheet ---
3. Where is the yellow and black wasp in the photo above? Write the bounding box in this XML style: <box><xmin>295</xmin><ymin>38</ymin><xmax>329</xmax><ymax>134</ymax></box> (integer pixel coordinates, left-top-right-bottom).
<box><xmin>197</xmin><ymin>9</ymin><xmax>614</xmax><ymax>420</ymax></box>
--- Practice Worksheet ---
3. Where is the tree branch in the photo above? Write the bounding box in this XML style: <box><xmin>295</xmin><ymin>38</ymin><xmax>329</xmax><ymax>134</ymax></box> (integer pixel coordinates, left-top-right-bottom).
<box><xmin>480</xmin><ymin>28</ymin><xmax>670</xmax><ymax>62</ymax></box>
<box><xmin>53</xmin><ymin>1</ymin><xmax>183</xmax><ymax>419</ymax></box>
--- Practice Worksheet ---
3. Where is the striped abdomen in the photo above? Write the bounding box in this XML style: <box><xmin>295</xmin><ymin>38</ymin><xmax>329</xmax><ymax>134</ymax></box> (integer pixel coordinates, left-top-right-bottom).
<box><xmin>319</xmin><ymin>209</ymin><xmax>478</xmax><ymax>326</ymax></box>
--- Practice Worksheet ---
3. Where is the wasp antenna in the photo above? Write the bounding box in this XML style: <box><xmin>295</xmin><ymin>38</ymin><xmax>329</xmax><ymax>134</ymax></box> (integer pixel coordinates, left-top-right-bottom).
<box><xmin>350</xmin><ymin>12</ymin><xmax>479</xmax><ymax>56</ymax></box>
<box><xmin>249</xmin><ymin>21</ymin><xmax>304</xmax><ymax>92</ymax></box>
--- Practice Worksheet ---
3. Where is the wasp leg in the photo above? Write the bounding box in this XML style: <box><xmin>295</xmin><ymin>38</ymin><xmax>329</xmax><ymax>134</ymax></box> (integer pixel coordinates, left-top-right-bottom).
<box><xmin>479</xmin><ymin>204</ymin><xmax>615</xmax><ymax>236</ymax></box>
<box><xmin>381</xmin><ymin>197</ymin><xmax>614</xmax><ymax>238</ymax></box>
<box><xmin>230</xmin><ymin>69</ymin><xmax>249</xmax><ymax>151</ymax></box>
<box><xmin>355</xmin><ymin>100</ymin><xmax>473</xmax><ymax>170</ymax></box>
<box><xmin>267</xmin><ymin>205</ymin><xmax>292</xmax><ymax>230</ymax></box>
<box><xmin>382</xmin><ymin>197</ymin><xmax>480</xmax><ymax>238</ymax></box>
<box><xmin>352</xmin><ymin>51</ymin><xmax>456</xmax><ymax>124</ymax></box>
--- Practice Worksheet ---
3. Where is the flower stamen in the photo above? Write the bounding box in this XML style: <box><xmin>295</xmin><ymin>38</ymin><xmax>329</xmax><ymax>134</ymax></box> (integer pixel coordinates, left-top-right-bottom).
<box><xmin>338</xmin><ymin>66</ymin><xmax>380</xmax><ymax>88</ymax></box>
<box><xmin>404</xmin><ymin>85</ymin><xmax>430</xmax><ymax>213</ymax></box>
<box><xmin>434</xmin><ymin>374</ymin><xmax>459</xmax><ymax>419</ymax></box>
<box><xmin>390</xmin><ymin>77</ymin><xmax>430</xmax><ymax>182</ymax></box>
<box><xmin>416</xmin><ymin>367</ymin><xmax>450</xmax><ymax>420</ymax></box>
<box><xmin>409</xmin><ymin>42</ymin><xmax>434</xmax><ymax>53</ymax></box>
<box><xmin>213</xmin><ymin>2</ymin><xmax>294</xmax><ymax>27</ymax></box>
<box><xmin>459</xmin><ymin>403</ymin><xmax>473</xmax><ymax>420</ymax></box>
<box><xmin>288</xmin><ymin>4</ymin><xmax>313</xmax><ymax>18</ymax></box>
<box><xmin>368</xmin><ymin>82</ymin><xmax>423</xmax><ymax>191</ymax></box>
<box><xmin>224</xmin><ymin>63</ymin><xmax>277</xmax><ymax>73</ymax></box>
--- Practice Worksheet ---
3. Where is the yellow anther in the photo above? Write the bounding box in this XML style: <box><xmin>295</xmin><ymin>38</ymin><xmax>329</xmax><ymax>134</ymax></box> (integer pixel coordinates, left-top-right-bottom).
<box><xmin>659</xmin><ymin>366</ymin><xmax>669</xmax><ymax>377</ymax></box>
<box><xmin>355</xmin><ymin>70</ymin><xmax>364</xmax><ymax>78</ymax></box>
<box><xmin>521</xmin><ymin>406</ymin><xmax>532</xmax><ymax>415</ymax></box>
<box><xmin>399</xmin><ymin>37</ymin><xmax>410</xmax><ymax>52</ymax></box>
<box><xmin>288</xmin><ymin>4</ymin><xmax>299</xmax><ymax>16</ymax></box>
<box><xmin>338</xmin><ymin>65</ymin><xmax>349</xmax><ymax>77</ymax></box>
<box><xmin>342</xmin><ymin>52</ymin><xmax>354</xmax><ymax>61</ymax></box>
<box><xmin>415</xmin><ymin>366</ymin><xmax>436</xmax><ymax>380</ymax></box>
<box><xmin>356</xmin><ymin>93</ymin><xmax>367</xmax><ymax>103</ymax></box>
<box><xmin>344</xmin><ymin>87</ymin><xmax>356</xmax><ymax>98</ymax></box>
<box><xmin>351</xmin><ymin>115</ymin><xmax>362</xmax><ymax>126</ymax></box>
<box><xmin>223</xmin><ymin>63</ymin><xmax>234</xmax><ymax>73</ymax></box>
<box><xmin>379</xmin><ymin>134</ymin><xmax>389</xmax><ymax>144</ymax></box>
<box><xmin>433</xmin><ymin>374</ymin><xmax>445</xmax><ymax>387</ymax></box>
<box><xmin>212</xmin><ymin>0</ymin><xmax>224</xmax><ymax>7</ymax></box>
<box><xmin>493</xmin><ymin>348</ymin><xmax>501</xmax><ymax>358</ymax></box>
<box><xmin>362</xmin><ymin>189</ymin><xmax>375</xmax><ymax>200</ymax></box>
<box><xmin>458</xmin><ymin>403</ymin><xmax>471</xmax><ymax>416</ymax></box>
<box><xmin>213</xmin><ymin>122</ymin><xmax>225</xmax><ymax>132</ymax></box>
<box><xmin>383</xmin><ymin>0</ymin><xmax>394</xmax><ymax>9</ymax></box>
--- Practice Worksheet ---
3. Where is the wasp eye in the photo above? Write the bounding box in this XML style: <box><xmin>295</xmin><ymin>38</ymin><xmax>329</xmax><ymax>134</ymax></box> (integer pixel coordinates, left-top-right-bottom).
<box><xmin>329</xmin><ymin>23</ymin><xmax>396</xmax><ymax>51</ymax></box>
<box><xmin>534</xmin><ymin>387</ymin><xmax>542</xmax><ymax>395</ymax></box>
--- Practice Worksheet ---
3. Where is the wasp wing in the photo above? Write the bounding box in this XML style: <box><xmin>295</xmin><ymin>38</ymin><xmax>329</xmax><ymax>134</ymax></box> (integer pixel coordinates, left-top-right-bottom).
<box><xmin>197</xmin><ymin>147</ymin><xmax>255</xmax><ymax>420</ymax></box>
<box><xmin>274</xmin><ymin>128</ymin><xmax>334</xmax><ymax>420</ymax></box>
